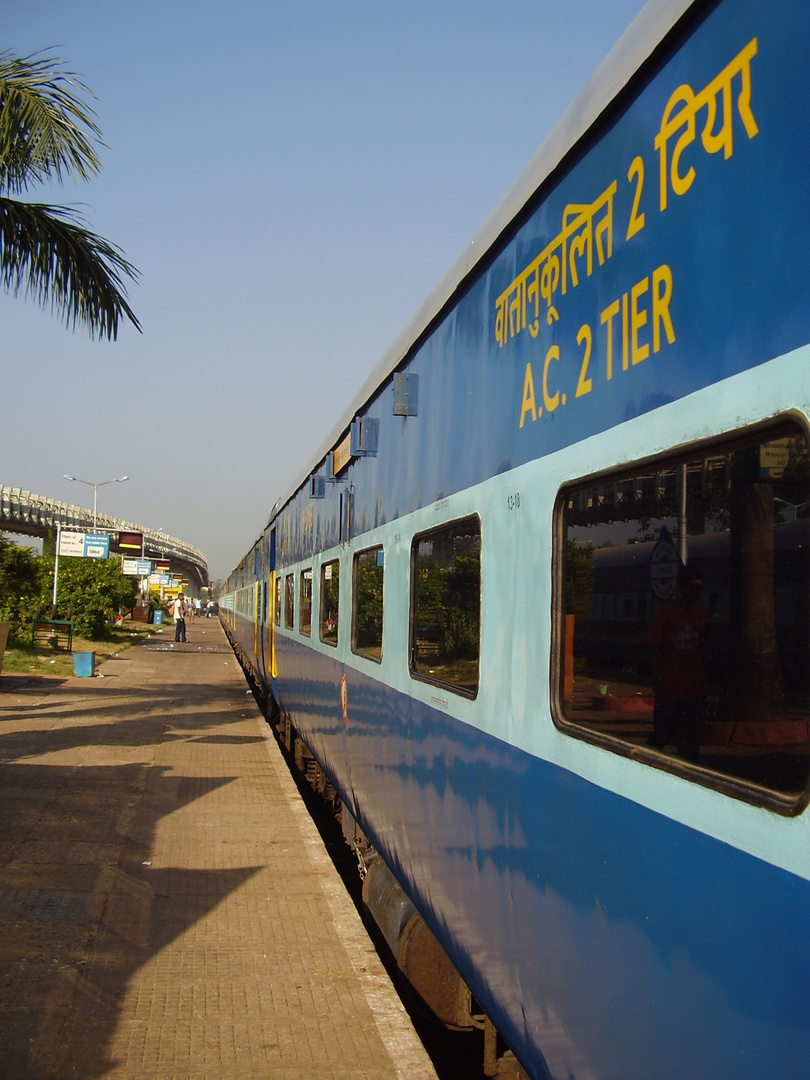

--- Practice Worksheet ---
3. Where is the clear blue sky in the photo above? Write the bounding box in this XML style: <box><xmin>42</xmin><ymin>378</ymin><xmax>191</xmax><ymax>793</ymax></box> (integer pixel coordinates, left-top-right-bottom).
<box><xmin>3</xmin><ymin>0</ymin><xmax>647</xmax><ymax>580</ymax></box>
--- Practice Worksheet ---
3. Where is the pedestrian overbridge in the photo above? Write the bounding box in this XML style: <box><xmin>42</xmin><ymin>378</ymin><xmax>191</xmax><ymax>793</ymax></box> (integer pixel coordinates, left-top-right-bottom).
<box><xmin>0</xmin><ymin>484</ymin><xmax>209</xmax><ymax>588</ymax></box>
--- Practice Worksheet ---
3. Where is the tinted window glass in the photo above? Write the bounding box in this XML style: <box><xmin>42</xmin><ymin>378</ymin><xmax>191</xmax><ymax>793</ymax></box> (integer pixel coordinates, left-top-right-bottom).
<box><xmin>559</xmin><ymin>424</ymin><xmax>810</xmax><ymax>804</ymax></box>
<box><xmin>299</xmin><ymin>569</ymin><xmax>312</xmax><ymax>636</ymax></box>
<box><xmin>284</xmin><ymin>573</ymin><xmax>294</xmax><ymax>629</ymax></box>
<box><xmin>320</xmin><ymin>560</ymin><xmax>340</xmax><ymax>646</ymax></box>
<box><xmin>275</xmin><ymin>576</ymin><xmax>281</xmax><ymax>626</ymax></box>
<box><xmin>411</xmin><ymin>516</ymin><xmax>481</xmax><ymax>697</ymax></box>
<box><xmin>352</xmin><ymin>547</ymin><xmax>383</xmax><ymax>661</ymax></box>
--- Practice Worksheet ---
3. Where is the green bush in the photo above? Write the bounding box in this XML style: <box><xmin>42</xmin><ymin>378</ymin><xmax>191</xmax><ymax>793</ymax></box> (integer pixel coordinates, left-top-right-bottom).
<box><xmin>0</xmin><ymin>538</ymin><xmax>140</xmax><ymax>641</ymax></box>
<box><xmin>49</xmin><ymin>554</ymin><xmax>139</xmax><ymax>638</ymax></box>
<box><xmin>0</xmin><ymin>537</ymin><xmax>49</xmax><ymax>643</ymax></box>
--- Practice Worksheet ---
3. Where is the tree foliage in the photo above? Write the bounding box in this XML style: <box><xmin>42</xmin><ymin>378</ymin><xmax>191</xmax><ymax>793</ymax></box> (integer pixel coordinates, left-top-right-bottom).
<box><xmin>353</xmin><ymin>555</ymin><xmax>383</xmax><ymax>654</ymax></box>
<box><xmin>0</xmin><ymin>536</ymin><xmax>46</xmax><ymax>642</ymax></box>
<box><xmin>50</xmin><ymin>554</ymin><xmax>138</xmax><ymax>638</ymax></box>
<box><xmin>0</xmin><ymin>49</ymin><xmax>140</xmax><ymax>338</ymax></box>
<box><xmin>565</xmin><ymin>539</ymin><xmax>594</xmax><ymax>619</ymax></box>
<box><xmin>415</xmin><ymin>552</ymin><xmax>480</xmax><ymax>659</ymax></box>
<box><xmin>0</xmin><ymin>537</ymin><xmax>138</xmax><ymax>641</ymax></box>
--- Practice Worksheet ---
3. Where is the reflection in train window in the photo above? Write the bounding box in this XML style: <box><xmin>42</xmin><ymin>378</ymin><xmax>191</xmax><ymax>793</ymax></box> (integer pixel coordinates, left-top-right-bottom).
<box><xmin>352</xmin><ymin>547</ymin><xmax>383</xmax><ymax>661</ymax></box>
<box><xmin>557</xmin><ymin>423</ymin><xmax>810</xmax><ymax>805</ymax></box>
<box><xmin>299</xmin><ymin>568</ymin><xmax>312</xmax><ymax>636</ymax></box>
<box><xmin>284</xmin><ymin>573</ymin><xmax>294</xmax><ymax>629</ymax></box>
<box><xmin>275</xmin><ymin>576</ymin><xmax>281</xmax><ymax>626</ymax></box>
<box><xmin>410</xmin><ymin>516</ymin><xmax>481</xmax><ymax>698</ymax></box>
<box><xmin>320</xmin><ymin>559</ymin><xmax>340</xmax><ymax>647</ymax></box>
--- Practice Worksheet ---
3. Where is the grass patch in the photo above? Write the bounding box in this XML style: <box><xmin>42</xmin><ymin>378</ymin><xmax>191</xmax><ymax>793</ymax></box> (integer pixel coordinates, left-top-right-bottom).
<box><xmin>1</xmin><ymin>617</ymin><xmax>161</xmax><ymax>678</ymax></box>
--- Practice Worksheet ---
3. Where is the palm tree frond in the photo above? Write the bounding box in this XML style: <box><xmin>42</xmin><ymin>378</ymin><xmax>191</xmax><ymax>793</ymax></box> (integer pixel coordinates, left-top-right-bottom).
<box><xmin>0</xmin><ymin>197</ymin><xmax>141</xmax><ymax>340</ymax></box>
<box><xmin>0</xmin><ymin>50</ymin><xmax>103</xmax><ymax>196</ymax></box>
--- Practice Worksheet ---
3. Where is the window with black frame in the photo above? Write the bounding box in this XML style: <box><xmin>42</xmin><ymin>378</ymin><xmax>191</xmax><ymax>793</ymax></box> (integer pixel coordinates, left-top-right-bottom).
<box><xmin>275</xmin><ymin>576</ymin><xmax>281</xmax><ymax>626</ymax></box>
<box><xmin>299</xmin><ymin>569</ymin><xmax>312</xmax><ymax>636</ymax></box>
<box><xmin>352</xmin><ymin>547</ymin><xmax>383</xmax><ymax>660</ymax></box>
<box><xmin>284</xmin><ymin>573</ymin><xmax>294</xmax><ymax>629</ymax></box>
<box><xmin>320</xmin><ymin>559</ymin><xmax>340</xmax><ymax>646</ymax></box>
<box><xmin>410</xmin><ymin>516</ymin><xmax>481</xmax><ymax>697</ymax></box>
<box><xmin>558</xmin><ymin>422</ymin><xmax>810</xmax><ymax>804</ymax></box>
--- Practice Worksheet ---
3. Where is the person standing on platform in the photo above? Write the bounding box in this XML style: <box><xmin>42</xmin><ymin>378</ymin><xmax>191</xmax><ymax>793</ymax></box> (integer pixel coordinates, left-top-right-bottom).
<box><xmin>173</xmin><ymin>592</ymin><xmax>187</xmax><ymax>643</ymax></box>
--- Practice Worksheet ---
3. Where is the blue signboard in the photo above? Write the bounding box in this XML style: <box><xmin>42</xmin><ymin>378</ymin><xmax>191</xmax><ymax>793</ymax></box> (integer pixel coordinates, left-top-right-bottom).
<box><xmin>83</xmin><ymin>533</ymin><xmax>110</xmax><ymax>560</ymax></box>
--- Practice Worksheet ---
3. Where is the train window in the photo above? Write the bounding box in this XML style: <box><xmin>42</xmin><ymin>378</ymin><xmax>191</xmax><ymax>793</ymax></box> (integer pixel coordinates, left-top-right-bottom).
<box><xmin>275</xmin><ymin>576</ymin><xmax>281</xmax><ymax>626</ymax></box>
<box><xmin>299</xmin><ymin>569</ymin><xmax>312</xmax><ymax>636</ymax></box>
<box><xmin>352</xmin><ymin>546</ymin><xmax>383</xmax><ymax>661</ymax></box>
<box><xmin>320</xmin><ymin>559</ymin><xmax>340</xmax><ymax>647</ymax></box>
<box><xmin>284</xmin><ymin>573</ymin><xmax>294</xmax><ymax>629</ymax></box>
<box><xmin>557</xmin><ymin>422</ymin><xmax>810</xmax><ymax>808</ymax></box>
<box><xmin>410</xmin><ymin>516</ymin><xmax>481</xmax><ymax>698</ymax></box>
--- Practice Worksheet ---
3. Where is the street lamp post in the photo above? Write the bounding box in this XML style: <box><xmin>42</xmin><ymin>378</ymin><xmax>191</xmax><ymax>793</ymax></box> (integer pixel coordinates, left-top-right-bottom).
<box><xmin>63</xmin><ymin>474</ymin><xmax>129</xmax><ymax>529</ymax></box>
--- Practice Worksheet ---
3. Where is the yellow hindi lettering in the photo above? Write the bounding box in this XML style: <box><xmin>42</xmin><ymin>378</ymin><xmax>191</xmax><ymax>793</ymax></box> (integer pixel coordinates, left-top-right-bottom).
<box><xmin>495</xmin><ymin>293</ymin><xmax>509</xmax><ymax>348</ymax></box>
<box><xmin>655</xmin><ymin>37</ymin><xmax>758</xmax><ymax>211</ymax></box>
<box><xmin>495</xmin><ymin>180</ymin><xmax>617</xmax><ymax>348</ymax></box>
<box><xmin>509</xmin><ymin>274</ymin><xmax>527</xmax><ymax>340</ymax></box>
<box><xmin>700</xmin><ymin>37</ymin><xmax>759</xmax><ymax>157</ymax></box>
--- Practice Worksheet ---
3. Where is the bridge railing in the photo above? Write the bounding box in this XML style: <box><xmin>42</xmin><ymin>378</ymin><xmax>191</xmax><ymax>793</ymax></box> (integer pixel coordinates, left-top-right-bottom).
<box><xmin>0</xmin><ymin>485</ymin><xmax>208</xmax><ymax>580</ymax></box>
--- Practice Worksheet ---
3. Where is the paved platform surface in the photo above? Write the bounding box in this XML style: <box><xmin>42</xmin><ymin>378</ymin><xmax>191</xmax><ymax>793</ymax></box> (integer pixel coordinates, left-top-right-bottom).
<box><xmin>0</xmin><ymin>621</ymin><xmax>438</xmax><ymax>1080</ymax></box>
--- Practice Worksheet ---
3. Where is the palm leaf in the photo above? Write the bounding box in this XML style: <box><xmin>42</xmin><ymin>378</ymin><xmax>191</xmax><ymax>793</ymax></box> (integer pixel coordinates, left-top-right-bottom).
<box><xmin>0</xmin><ymin>49</ymin><xmax>140</xmax><ymax>337</ymax></box>
<box><xmin>0</xmin><ymin>197</ymin><xmax>141</xmax><ymax>340</ymax></box>
<box><xmin>0</xmin><ymin>50</ymin><xmax>103</xmax><ymax>195</ymax></box>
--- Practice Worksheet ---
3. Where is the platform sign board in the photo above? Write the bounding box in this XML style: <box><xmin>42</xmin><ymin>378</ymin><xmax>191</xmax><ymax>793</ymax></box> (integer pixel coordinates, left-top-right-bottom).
<box><xmin>57</xmin><ymin>530</ymin><xmax>109</xmax><ymax>559</ymax></box>
<box><xmin>760</xmin><ymin>439</ymin><xmax>791</xmax><ymax>479</ymax></box>
<box><xmin>58</xmin><ymin>530</ymin><xmax>86</xmax><ymax>557</ymax></box>
<box><xmin>123</xmin><ymin>558</ymin><xmax>154</xmax><ymax>576</ymax></box>
<box><xmin>118</xmin><ymin>530</ymin><xmax>143</xmax><ymax>551</ymax></box>
<box><xmin>83</xmin><ymin>533</ymin><xmax>110</xmax><ymax>559</ymax></box>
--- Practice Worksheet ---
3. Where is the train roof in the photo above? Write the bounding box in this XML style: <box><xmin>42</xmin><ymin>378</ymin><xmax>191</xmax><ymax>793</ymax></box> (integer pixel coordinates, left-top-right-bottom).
<box><xmin>272</xmin><ymin>0</ymin><xmax>698</xmax><ymax>533</ymax></box>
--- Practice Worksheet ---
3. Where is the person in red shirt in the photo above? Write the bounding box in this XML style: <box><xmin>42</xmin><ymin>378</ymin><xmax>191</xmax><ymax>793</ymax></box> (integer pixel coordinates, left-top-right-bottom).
<box><xmin>646</xmin><ymin>564</ymin><xmax>710</xmax><ymax>762</ymax></box>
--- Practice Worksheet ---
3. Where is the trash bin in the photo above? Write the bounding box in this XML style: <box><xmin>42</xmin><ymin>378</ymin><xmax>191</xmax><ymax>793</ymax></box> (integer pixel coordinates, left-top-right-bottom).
<box><xmin>72</xmin><ymin>651</ymin><xmax>95</xmax><ymax>677</ymax></box>
<box><xmin>153</xmin><ymin>610</ymin><xmax>164</xmax><ymax>626</ymax></box>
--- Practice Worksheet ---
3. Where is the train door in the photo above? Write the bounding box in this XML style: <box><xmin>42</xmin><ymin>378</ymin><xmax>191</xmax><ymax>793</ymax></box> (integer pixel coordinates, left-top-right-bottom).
<box><xmin>254</xmin><ymin>580</ymin><xmax>260</xmax><ymax>659</ymax></box>
<box><xmin>253</xmin><ymin>544</ymin><xmax>261</xmax><ymax>661</ymax></box>
<box><xmin>269</xmin><ymin>528</ymin><xmax>277</xmax><ymax>680</ymax></box>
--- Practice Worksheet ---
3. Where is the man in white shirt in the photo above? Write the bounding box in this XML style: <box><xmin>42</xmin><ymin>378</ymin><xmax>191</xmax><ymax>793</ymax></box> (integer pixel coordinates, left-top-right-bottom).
<box><xmin>173</xmin><ymin>592</ymin><xmax>187</xmax><ymax>643</ymax></box>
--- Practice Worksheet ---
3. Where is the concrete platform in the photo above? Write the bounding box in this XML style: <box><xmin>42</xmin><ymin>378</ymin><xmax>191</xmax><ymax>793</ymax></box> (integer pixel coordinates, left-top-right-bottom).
<box><xmin>0</xmin><ymin>621</ymin><xmax>439</xmax><ymax>1080</ymax></box>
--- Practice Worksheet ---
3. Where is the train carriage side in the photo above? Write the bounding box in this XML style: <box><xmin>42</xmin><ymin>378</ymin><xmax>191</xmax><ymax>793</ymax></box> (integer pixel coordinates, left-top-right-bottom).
<box><xmin>222</xmin><ymin>525</ymin><xmax>278</xmax><ymax>698</ymax></box>
<box><xmin>228</xmin><ymin>1</ymin><xmax>810</xmax><ymax>1077</ymax></box>
<box><xmin>224</xmin><ymin>541</ymin><xmax>262</xmax><ymax>687</ymax></box>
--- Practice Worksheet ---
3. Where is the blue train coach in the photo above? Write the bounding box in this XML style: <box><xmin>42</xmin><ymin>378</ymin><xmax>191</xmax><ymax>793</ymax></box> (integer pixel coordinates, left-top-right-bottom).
<box><xmin>221</xmin><ymin>0</ymin><xmax>810</xmax><ymax>1076</ymax></box>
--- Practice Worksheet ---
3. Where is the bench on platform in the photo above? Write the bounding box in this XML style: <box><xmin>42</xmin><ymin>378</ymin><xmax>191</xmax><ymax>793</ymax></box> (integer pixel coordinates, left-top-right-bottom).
<box><xmin>32</xmin><ymin>619</ymin><xmax>73</xmax><ymax>651</ymax></box>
